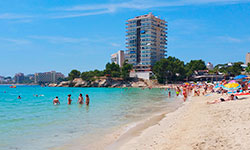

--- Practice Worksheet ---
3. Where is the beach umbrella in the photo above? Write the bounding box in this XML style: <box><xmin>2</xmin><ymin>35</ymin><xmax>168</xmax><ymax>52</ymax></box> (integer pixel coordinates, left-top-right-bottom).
<box><xmin>228</xmin><ymin>80</ymin><xmax>237</xmax><ymax>83</ymax></box>
<box><xmin>233</xmin><ymin>75</ymin><xmax>247</xmax><ymax>80</ymax></box>
<box><xmin>222</xmin><ymin>82</ymin><xmax>241</xmax><ymax>91</ymax></box>
<box><xmin>215</xmin><ymin>83</ymin><xmax>222</xmax><ymax>88</ymax></box>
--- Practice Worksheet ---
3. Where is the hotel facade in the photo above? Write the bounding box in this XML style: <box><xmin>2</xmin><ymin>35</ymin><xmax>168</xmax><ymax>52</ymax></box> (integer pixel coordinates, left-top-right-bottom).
<box><xmin>125</xmin><ymin>13</ymin><xmax>167</xmax><ymax>71</ymax></box>
<box><xmin>34</xmin><ymin>71</ymin><xmax>64</xmax><ymax>83</ymax></box>
<box><xmin>111</xmin><ymin>50</ymin><xmax>125</xmax><ymax>67</ymax></box>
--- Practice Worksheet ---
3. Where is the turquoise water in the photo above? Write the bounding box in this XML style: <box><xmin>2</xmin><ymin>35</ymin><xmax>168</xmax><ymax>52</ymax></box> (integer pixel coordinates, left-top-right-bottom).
<box><xmin>0</xmin><ymin>85</ymin><xmax>180</xmax><ymax>150</ymax></box>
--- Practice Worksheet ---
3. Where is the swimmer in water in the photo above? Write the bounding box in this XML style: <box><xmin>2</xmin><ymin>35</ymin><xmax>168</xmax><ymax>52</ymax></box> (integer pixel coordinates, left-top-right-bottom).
<box><xmin>86</xmin><ymin>94</ymin><xmax>90</xmax><ymax>106</ymax></box>
<box><xmin>17</xmin><ymin>95</ymin><xmax>21</xmax><ymax>99</ymax></box>
<box><xmin>67</xmin><ymin>94</ymin><xmax>72</xmax><ymax>105</ymax></box>
<box><xmin>53</xmin><ymin>96</ymin><xmax>60</xmax><ymax>105</ymax></box>
<box><xmin>78</xmin><ymin>93</ymin><xmax>84</xmax><ymax>104</ymax></box>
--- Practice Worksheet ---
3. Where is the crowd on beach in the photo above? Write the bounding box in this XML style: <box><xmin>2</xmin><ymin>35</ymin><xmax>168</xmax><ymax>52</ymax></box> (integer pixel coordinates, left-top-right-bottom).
<box><xmin>165</xmin><ymin>78</ymin><xmax>250</xmax><ymax>104</ymax></box>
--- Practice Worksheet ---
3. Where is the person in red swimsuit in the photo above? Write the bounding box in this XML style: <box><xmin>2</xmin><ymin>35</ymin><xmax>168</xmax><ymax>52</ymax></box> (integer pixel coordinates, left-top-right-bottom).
<box><xmin>183</xmin><ymin>87</ymin><xmax>187</xmax><ymax>102</ymax></box>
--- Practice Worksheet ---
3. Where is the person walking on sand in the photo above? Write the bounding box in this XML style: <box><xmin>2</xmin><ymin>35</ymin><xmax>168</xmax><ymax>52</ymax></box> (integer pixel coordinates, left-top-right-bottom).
<box><xmin>78</xmin><ymin>93</ymin><xmax>84</xmax><ymax>104</ymax></box>
<box><xmin>86</xmin><ymin>94</ymin><xmax>90</xmax><ymax>106</ymax></box>
<box><xmin>183</xmin><ymin>87</ymin><xmax>187</xmax><ymax>102</ymax></box>
<box><xmin>53</xmin><ymin>96</ymin><xmax>60</xmax><ymax>105</ymax></box>
<box><xmin>67</xmin><ymin>94</ymin><xmax>72</xmax><ymax>105</ymax></box>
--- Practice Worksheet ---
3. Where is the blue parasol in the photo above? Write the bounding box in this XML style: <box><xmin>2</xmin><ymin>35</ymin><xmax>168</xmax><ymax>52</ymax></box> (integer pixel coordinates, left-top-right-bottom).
<box><xmin>234</xmin><ymin>75</ymin><xmax>247</xmax><ymax>80</ymax></box>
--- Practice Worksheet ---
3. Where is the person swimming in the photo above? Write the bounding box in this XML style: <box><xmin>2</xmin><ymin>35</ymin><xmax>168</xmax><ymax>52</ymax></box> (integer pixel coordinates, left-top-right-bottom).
<box><xmin>86</xmin><ymin>94</ymin><xmax>90</xmax><ymax>106</ymax></box>
<box><xmin>67</xmin><ymin>94</ymin><xmax>72</xmax><ymax>105</ymax></box>
<box><xmin>17</xmin><ymin>95</ymin><xmax>21</xmax><ymax>99</ymax></box>
<box><xmin>78</xmin><ymin>93</ymin><xmax>84</xmax><ymax>104</ymax></box>
<box><xmin>53</xmin><ymin>96</ymin><xmax>60</xmax><ymax>105</ymax></box>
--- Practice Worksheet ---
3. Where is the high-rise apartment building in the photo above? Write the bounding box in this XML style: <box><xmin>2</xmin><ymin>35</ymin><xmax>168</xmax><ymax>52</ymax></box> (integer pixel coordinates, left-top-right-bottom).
<box><xmin>111</xmin><ymin>50</ymin><xmax>125</xmax><ymax>67</ymax></box>
<box><xmin>14</xmin><ymin>73</ymin><xmax>25</xmax><ymax>83</ymax></box>
<box><xmin>126</xmin><ymin>13</ymin><xmax>167</xmax><ymax>71</ymax></box>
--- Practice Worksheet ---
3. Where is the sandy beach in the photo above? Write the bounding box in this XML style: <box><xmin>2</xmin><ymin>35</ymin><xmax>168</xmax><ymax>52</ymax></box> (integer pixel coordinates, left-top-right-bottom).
<box><xmin>109</xmin><ymin>94</ymin><xmax>250</xmax><ymax>150</ymax></box>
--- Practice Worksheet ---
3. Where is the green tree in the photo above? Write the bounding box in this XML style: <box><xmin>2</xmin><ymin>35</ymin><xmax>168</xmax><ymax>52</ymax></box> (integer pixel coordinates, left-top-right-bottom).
<box><xmin>153</xmin><ymin>57</ymin><xmax>186</xmax><ymax>84</ymax></box>
<box><xmin>80</xmin><ymin>70</ymin><xmax>104</xmax><ymax>81</ymax></box>
<box><xmin>68</xmin><ymin>69</ymin><xmax>81</xmax><ymax>81</ymax></box>
<box><xmin>104</xmin><ymin>62</ymin><xmax>121</xmax><ymax>77</ymax></box>
<box><xmin>80</xmin><ymin>72</ymin><xmax>93</xmax><ymax>81</ymax></box>
<box><xmin>246</xmin><ymin>63</ymin><xmax>250</xmax><ymax>74</ymax></box>
<box><xmin>214</xmin><ymin>62</ymin><xmax>243</xmax><ymax>76</ymax></box>
<box><xmin>121</xmin><ymin>61</ymin><xmax>133</xmax><ymax>80</ymax></box>
<box><xmin>227</xmin><ymin>62</ymin><xmax>243</xmax><ymax>76</ymax></box>
<box><xmin>185</xmin><ymin>60</ymin><xmax>207</xmax><ymax>77</ymax></box>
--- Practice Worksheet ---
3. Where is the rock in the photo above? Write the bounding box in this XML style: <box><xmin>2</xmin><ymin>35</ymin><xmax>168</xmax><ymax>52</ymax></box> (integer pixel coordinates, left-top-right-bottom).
<box><xmin>48</xmin><ymin>83</ymin><xmax>57</xmax><ymax>87</ymax></box>
<box><xmin>91</xmin><ymin>81</ymin><xmax>99</xmax><ymax>87</ymax></box>
<box><xmin>131</xmin><ymin>81</ymin><xmax>147</xmax><ymax>87</ymax></box>
<box><xmin>98</xmin><ymin>79</ymin><xmax>107</xmax><ymax>87</ymax></box>
<box><xmin>57</xmin><ymin>81</ymin><xmax>70</xmax><ymax>87</ymax></box>
<box><xmin>72</xmin><ymin>78</ymin><xmax>84</xmax><ymax>87</ymax></box>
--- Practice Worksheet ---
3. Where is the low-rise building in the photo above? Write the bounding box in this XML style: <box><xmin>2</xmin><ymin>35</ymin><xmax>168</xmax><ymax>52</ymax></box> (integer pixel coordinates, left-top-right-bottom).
<box><xmin>111</xmin><ymin>50</ymin><xmax>125</xmax><ymax>67</ymax></box>
<box><xmin>206</xmin><ymin>62</ymin><xmax>213</xmax><ymax>70</ymax></box>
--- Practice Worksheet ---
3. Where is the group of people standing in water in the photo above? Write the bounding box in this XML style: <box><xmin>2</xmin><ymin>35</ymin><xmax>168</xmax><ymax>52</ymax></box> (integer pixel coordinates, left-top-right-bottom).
<box><xmin>53</xmin><ymin>93</ymin><xmax>90</xmax><ymax>106</ymax></box>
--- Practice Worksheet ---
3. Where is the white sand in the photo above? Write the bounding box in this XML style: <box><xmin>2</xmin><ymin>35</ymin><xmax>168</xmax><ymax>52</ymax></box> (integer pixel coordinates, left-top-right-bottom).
<box><xmin>114</xmin><ymin>94</ymin><xmax>250</xmax><ymax>150</ymax></box>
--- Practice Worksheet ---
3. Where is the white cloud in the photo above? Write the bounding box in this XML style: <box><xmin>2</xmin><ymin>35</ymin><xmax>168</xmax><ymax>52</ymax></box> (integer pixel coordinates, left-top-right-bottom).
<box><xmin>0</xmin><ymin>13</ymin><xmax>32</xmax><ymax>20</ymax></box>
<box><xmin>51</xmin><ymin>10</ymin><xmax>114</xmax><ymax>19</ymax></box>
<box><xmin>29</xmin><ymin>35</ymin><xmax>90</xmax><ymax>44</ymax></box>
<box><xmin>0</xmin><ymin>38</ymin><xmax>31</xmax><ymax>44</ymax></box>
<box><xmin>59</xmin><ymin>0</ymin><xmax>246</xmax><ymax>12</ymax></box>
<box><xmin>217</xmin><ymin>36</ymin><xmax>243</xmax><ymax>43</ymax></box>
<box><xmin>110</xmin><ymin>42</ymin><xmax>121</xmax><ymax>47</ymax></box>
<box><xmin>49</xmin><ymin>0</ymin><xmax>250</xmax><ymax>18</ymax></box>
<box><xmin>1</xmin><ymin>0</ymin><xmax>249</xmax><ymax>20</ymax></box>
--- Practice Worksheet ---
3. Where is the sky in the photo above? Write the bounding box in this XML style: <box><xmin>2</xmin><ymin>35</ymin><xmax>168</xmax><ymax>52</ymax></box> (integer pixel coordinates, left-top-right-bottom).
<box><xmin>0</xmin><ymin>0</ymin><xmax>250</xmax><ymax>76</ymax></box>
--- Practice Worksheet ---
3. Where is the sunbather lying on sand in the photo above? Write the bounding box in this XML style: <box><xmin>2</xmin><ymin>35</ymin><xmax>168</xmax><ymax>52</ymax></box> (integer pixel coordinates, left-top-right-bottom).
<box><xmin>207</xmin><ymin>94</ymin><xmax>238</xmax><ymax>104</ymax></box>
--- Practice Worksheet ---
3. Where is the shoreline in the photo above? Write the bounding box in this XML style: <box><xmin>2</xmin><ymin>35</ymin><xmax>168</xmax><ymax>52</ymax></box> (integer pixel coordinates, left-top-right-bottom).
<box><xmin>51</xmin><ymin>95</ymin><xmax>184</xmax><ymax>150</ymax></box>
<box><xmin>116</xmin><ymin>93</ymin><xmax>250</xmax><ymax>150</ymax></box>
<box><xmin>106</xmin><ymin>101</ymin><xmax>186</xmax><ymax>150</ymax></box>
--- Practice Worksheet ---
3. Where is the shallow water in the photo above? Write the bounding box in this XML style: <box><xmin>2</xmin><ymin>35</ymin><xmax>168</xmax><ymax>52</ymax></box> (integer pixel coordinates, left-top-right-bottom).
<box><xmin>0</xmin><ymin>85</ymin><xmax>181</xmax><ymax>150</ymax></box>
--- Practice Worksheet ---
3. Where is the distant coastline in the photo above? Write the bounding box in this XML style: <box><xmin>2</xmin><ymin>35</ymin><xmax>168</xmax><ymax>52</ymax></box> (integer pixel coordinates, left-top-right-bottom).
<box><xmin>0</xmin><ymin>83</ymin><xmax>39</xmax><ymax>86</ymax></box>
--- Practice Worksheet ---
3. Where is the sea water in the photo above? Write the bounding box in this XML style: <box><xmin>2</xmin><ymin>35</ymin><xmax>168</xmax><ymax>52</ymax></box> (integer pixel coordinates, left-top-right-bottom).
<box><xmin>0</xmin><ymin>85</ymin><xmax>182</xmax><ymax>150</ymax></box>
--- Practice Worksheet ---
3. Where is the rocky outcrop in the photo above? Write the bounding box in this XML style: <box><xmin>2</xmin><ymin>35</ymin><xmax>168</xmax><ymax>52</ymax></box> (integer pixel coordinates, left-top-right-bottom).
<box><xmin>57</xmin><ymin>81</ymin><xmax>70</xmax><ymax>87</ymax></box>
<box><xmin>48</xmin><ymin>77</ymin><xmax>157</xmax><ymax>88</ymax></box>
<box><xmin>48</xmin><ymin>83</ymin><xmax>57</xmax><ymax>87</ymax></box>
